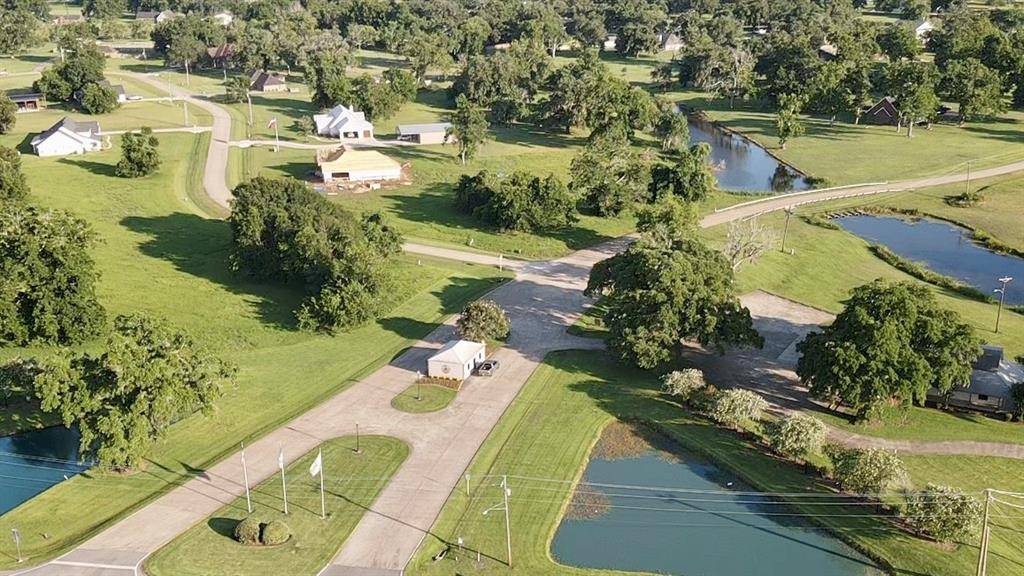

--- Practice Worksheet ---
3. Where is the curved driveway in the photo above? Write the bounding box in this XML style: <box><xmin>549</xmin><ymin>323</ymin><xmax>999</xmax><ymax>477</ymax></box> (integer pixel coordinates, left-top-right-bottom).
<box><xmin>10</xmin><ymin>81</ymin><xmax>1024</xmax><ymax>576</ymax></box>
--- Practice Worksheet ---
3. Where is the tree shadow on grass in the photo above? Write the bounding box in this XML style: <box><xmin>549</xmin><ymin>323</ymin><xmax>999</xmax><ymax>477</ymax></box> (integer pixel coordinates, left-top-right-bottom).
<box><xmin>59</xmin><ymin>158</ymin><xmax>118</xmax><ymax>177</ymax></box>
<box><xmin>120</xmin><ymin>212</ymin><xmax>302</xmax><ymax>330</ymax></box>
<box><xmin>208</xmin><ymin>517</ymin><xmax>239</xmax><ymax>539</ymax></box>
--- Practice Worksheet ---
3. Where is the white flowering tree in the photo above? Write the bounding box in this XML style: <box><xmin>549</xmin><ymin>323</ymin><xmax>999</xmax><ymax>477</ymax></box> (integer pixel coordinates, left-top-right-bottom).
<box><xmin>660</xmin><ymin>369</ymin><xmax>707</xmax><ymax>402</ymax></box>
<box><xmin>765</xmin><ymin>413</ymin><xmax>828</xmax><ymax>461</ymax></box>
<box><xmin>904</xmin><ymin>484</ymin><xmax>983</xmax><ymax>543</ymax></box>
<box><xmin>825</xmin><ymin>446</ymin><xmax>907</xmax><ymax>494</ymax></box>
<box><xmin>707</xmin><ymin>389</ymin><xmax>769</xmax><ymax>429</ymax></box>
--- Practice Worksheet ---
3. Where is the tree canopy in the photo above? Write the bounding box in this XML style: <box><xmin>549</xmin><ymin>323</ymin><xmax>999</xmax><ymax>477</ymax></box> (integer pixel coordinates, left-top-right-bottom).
<box><xmin>586</xmin><ymin>213</ymin><xmax>762</xmax><ymax>369</ymax></box>
<box><xmin>0</xmin><ymin>203</ymin><xmax>106</xmax><ymax>346</ymax></box>
<box><xmin>454</xmin><ymin>169</ymin><xmax>576</xmax><ymax>232</ymax></box>
<box><xmin>34</xmin><ymin>314</ymin><xmax>235</xmax><ymax>470</ymax></box>
<box><xmin>116</xmin><ymin>127</ymin><xmax>161</xmax><ymax>178</ymax></box>
<box><xmin>796</xmin><ymin>280</ymin><xmax>980</xmax><ymax>420</ymax></box>
<box><xmin>228</xmin><ymin>177</ymin><xmax>402</xmax><ymax>333</ymax></box>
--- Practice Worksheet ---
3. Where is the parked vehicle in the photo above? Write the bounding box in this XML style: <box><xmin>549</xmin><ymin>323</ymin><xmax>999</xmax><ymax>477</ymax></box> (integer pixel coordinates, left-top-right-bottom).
<box><xmin>477</xmin><ymin>360</ymin><xmax>500</xmax><ymax>376</ymax></box>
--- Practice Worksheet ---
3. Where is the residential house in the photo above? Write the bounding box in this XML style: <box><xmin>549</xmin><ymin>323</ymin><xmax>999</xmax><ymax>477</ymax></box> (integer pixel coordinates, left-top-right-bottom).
<box><xmin>818</xmin><ymin>43</ymin><xmax>839</xmax><ymax>61</ymax></box>
<box><xmin>135</xmin><ymin>10</ymin><xmax>175</xmax><ymax>23</ymax></box>
<box><xmin>31</xmin><ymin>117</ymin><xmax>102</xmax><ymax>157</ymax></box>
<box><xmin>98</xmin><ymin>80</ymin><xmax>128</xmax><ymax>103</ymax></box>
<box><xmin>212</xmin><ymin>11</ymin><xmax>233</xmax><ymax>26</ymax></box>
<box><xmin>205</xmin><ymin>44</ymin><xmax>236</xmax><ymax>68</ymax></box>
<box><xmin>427</xmin><ymin>340</ymin><xmax>486</xmax><ymax>381</ymax></box>
<box><xmin>51</xmin><ymin>14</ymin><xmax>84</xmax><ymax>26</ymax></box>
<box><xmin>927</xmin><ymin>346</ymin><xmax>1022</xmax><ymax>415</ymax></box>
<box><xmin>863</xmin><ymin>96</ymin><xmax>900</xmax><ymax>126</ymax></box>
<box><xmin>315</xmin><ymin>146</ymin><xmax>401</xmax><ymax>183</ymax></box>
<box><xmin>8</xmin><ymin>92</ymin><xmax>43</xmax><ymax>113</ymax></box>
<box><xmin>396</xmin><ymin>123</ymin><xmax>452</xmax><ymax>145</ymax></box>
<box><xmin>659</xmin><ymin>32</ymin><xmax>683</xmax><ymax>52</ymax></box>
<box><xmin>249</xmin><ymin>70</ymin><xmax>287</xmax><ymax>92</ymax></box>
<box><xmin>313</xmin><ymin>104</ymin><xmax>374</xmax><ymax>140</ymax></box>
<box><xmin>603</xmin><ymin>34</ymin><xmax>618</xmax><ymax>51</ymax></box>
<box><xmin>914</xmin><ymin>19</ymin><xmax>935</xmax><ymax>41</ymax></box>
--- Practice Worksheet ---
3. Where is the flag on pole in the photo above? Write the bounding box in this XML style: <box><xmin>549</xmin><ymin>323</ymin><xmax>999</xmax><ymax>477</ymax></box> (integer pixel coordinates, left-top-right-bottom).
<box><xmin>267</xmin><ymin>117</ymin><xmax>277</xmax><ymax>129</ymax></box>
<box><xmin>309</xmin><ymin>450</ymin><xmax>322</xmax><ymax>477</ymax></box>
<box><xmin>278</xmin><ymin>447</ymin><xmax>285</xmax><ymax>470</ymax></box>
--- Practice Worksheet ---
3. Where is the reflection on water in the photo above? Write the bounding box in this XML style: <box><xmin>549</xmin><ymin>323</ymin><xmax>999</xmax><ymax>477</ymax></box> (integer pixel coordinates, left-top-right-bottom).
<box><xmin>1</xmin><ymin>426</ymin><xmax>89</xmax><ymax>515</ymax></box>
<box><xmin>838</xmin><ymin>215</ymin><xmax>1024</xmax><ymax>306</ymax></box>
<box><xmin>688</xmin><ymin>114</ymin><xmax>812</xmax><ymax>194</ymax></box>
<box><xmin>551</xmin><ymin>439</ymin><xmax>882</xmax><ymax>576</ymax></box>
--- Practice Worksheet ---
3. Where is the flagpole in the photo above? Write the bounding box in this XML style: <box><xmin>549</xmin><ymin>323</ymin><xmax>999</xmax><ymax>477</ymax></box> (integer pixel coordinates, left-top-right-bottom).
<box><xmin>279</xmin><ymin>447</ymin><xmax>288</xmax><ymax>515</ymax></box>
<box><xmin>319</xmin><ymin>448</ymin><xmax>326</xmax><ymax>520</ymax></box>
<box><xmin>241</xmin><ymin>442</ymin><xmax>252</xmax><ymax>513</ymax></box>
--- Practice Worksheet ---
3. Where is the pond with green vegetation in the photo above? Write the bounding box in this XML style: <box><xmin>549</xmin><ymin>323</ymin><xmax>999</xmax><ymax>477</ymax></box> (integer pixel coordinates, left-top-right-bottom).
<box><xmin>551</xmin><ymin>427</ymin><xmax>883</xmax><ymax>576</ymax></box>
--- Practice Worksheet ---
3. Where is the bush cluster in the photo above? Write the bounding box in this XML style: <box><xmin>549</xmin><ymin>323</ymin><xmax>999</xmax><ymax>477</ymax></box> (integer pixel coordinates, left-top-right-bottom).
<box><xmin>454</xmin><ymin>170</ymin><xmax>577</xmax><ymax>233</ymax></box>
<box><xmin>233</xmin><ymin>516</ymin><xmax>291</xmax><ymax>546</ymax></box>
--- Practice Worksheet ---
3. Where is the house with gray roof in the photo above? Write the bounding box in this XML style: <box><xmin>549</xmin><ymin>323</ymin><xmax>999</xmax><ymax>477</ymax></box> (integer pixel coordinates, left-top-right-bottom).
<box><xmin>31</xmin><ymin>117</ymin><xmax>102</xmax><ymax>157</ymax></box>
<box><xmin>927</xmin><ymin>345</ymin><xmax>1023</xmax><ymax>415</ymax></box>
<box><xmin>396</xmin><ymin>122</ymin><xmax>452</xmax><ymax>145</ymax></box>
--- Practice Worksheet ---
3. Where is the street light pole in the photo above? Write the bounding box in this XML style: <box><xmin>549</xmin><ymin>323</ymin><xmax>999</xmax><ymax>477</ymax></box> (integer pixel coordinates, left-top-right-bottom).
<box><xmin>994</xmin><ymin>277</ymin><xmax>1013</xmax><ymax>334</ymax></box>
<box><xmin>780</xmin><ymin>207</ymin><xmax>795</xmax><ymax>254</ymax></box>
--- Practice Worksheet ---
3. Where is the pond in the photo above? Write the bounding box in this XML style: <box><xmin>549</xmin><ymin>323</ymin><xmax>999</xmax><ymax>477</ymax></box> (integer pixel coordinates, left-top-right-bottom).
<box><xmin>551</xmin><ymin>427</ymin><xmax>882</xmax><ymax>576</ymax></box>
<box><xmin>837</xmin><ymin>215</ymin><xmax>1024</xmax><ymax>306</ymax></box>
<box><xmin>687</xmin><ymin>114</ymin><xmax>812</xmax><ymax>194</ymax></box>
<box><xmin>1</xmin><ymin>426</ymin><xmax>89</xmax><ymax>515</ymax></box>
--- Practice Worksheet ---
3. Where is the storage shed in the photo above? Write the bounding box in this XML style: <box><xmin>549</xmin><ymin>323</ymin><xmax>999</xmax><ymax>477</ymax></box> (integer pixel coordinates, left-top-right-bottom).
<box><xmin>396</xmin><ymin>123</ymin><xmax>452</xmax><ymax>145</ymax></box>
<box><xmin>427</xmin><ymin>340</ymin><xmax>486</xmax><ymax>381</ymax></box>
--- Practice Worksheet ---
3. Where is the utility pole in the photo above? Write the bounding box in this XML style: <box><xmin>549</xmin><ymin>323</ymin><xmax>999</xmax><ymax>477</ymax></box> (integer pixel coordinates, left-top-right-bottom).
<box><xmin>183</xmin><ymin>99</ymin><xmax>190</xmax><ymax>127</ymax></box>
<box><xmin>247</xmin><ymin>92</ymin><xmax>254</xmax><ymax>126</ymax></box>
<box><xmin>966</xmin><ymin>160</ymin><xmax>972</xmax><ymax>198</ymax></box>
<box><xmin>278</xmin><ymin>447</ymin><xmax>289</xmax><ymax>514</ymax></box>
<box><xmin>994</xmin><ymin>277</ymin><xmax>1013</xmax><ymax>334</ymax></box>
<box><xmin>184</xmin><ymin>59</ymin><xmax>191</xmax><ymax>87</ymax></box>
<box><xmin>780</xmin><ymin>207</ymin><xmax>795</xmax><ymax>254</ymax></box>
<box><xmin>977</xmin><ymin>489</ymin><xmax>992</xmax><ymax>576</ymax></box>
<box><xmin>241</xmin><ymin>443</ymin><xmax>252</xmax><ymax>513</ymax></box>
<box><xmin>502</xmin><ymin>475</ymin><xmax>512</xmax><ymax>568</ymax></box>
<box><xmin>11</xmin><ymin>529</ymin><xmax>22</xmax><ymax>563</ymax></box>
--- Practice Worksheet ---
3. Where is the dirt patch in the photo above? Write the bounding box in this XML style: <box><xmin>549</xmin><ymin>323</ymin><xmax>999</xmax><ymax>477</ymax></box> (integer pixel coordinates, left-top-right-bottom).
<box><xmin>591</xmin><ymin>421</ymin><xmax>681</xmax><ymax>463</ymax></box>
<box><xmin>565</xmin><ymin>480</ymin><xmax>610</xmax><ymax>520</ymax></box>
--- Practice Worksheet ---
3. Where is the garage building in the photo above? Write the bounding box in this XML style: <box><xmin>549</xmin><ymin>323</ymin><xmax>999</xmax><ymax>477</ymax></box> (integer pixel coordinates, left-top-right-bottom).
<box><xmin>427</xmin><ymin>340</ymin><xmax>486</xmax><ymax>381</ymax></box>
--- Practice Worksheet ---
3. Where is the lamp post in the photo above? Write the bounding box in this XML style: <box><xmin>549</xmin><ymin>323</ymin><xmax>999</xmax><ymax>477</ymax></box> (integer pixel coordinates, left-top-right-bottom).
<box><xmin>994</xmin><ymin>277</ymin><xmax>1013</xmax><ymax>334</ymax></box>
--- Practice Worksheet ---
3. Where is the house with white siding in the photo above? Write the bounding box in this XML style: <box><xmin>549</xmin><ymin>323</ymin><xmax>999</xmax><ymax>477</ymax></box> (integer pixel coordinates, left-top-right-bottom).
<box><xmin>31</xmin><ymin>117</ymin><xmax>102</xmax><ymax>157</ymax></box>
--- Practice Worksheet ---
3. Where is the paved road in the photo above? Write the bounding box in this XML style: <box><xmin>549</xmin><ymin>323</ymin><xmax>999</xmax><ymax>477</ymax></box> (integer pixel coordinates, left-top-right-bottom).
<box><xmin>9</xmin><ymin>240</ymin><xmax>620</xmax><ymax>576</ymax></box>
<box><xmin>116</xmin><ymin>72</ymin><xmax>234</xmax><ymax>210</ymax></box>
<box><xmin>10</xmin><ymin>78</ymin><xmax>1024</xmax><ymax>575</ymax></box>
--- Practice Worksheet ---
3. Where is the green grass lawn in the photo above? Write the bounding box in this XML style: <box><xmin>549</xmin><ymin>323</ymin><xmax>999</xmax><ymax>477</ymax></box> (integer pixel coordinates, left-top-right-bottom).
<box><xmin>0</xmin><ymin>131</ymin><xmax>509</xmax><ymax>568</ymax></box>
<box><xmin>701</xmin><ymin>210</ymin><xmax>1024</xmax><ymax>358</ymax></box>
<box><xmin>145</xmin><ymin>436</ymin><xmax>408</xmax><ymax>576</ymax></box>
<box><xmin>676</xmin><ymin>90</ymin><xmax>1024</xmax><ymax>185</ymax></box>
<box><xmin>406</xmin><ymin>350</ymin><xmax>1023</xmax><ymax>576</ymax></box>
<box><xmin>391</xmin><ymin>383</ymin><xmax>457</xmax><ymax>413</ymax></box>
<box><xmin>819</xmin><ymin>405</ymin><xmax>1024</xmax><ymax>446</ymax></box>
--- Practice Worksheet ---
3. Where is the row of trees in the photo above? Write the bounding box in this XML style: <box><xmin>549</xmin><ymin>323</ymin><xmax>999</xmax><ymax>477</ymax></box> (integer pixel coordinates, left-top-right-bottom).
<box><xmin>228</xmin><ymin>176</ymin><xmax>403</xmax><ymax>333</ymax></box>
<box><xmin>661</xmin><ymin>370</ymin><xmax>982</xmax><ymax>544</ymax></box>
<box><xmin>454</xmin><ymin>170</ymin><xmax>576</xmax><ymax>233</ymax></box>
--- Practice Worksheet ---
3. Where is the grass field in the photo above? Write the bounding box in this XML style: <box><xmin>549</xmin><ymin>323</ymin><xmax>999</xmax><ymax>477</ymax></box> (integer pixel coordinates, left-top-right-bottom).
<box><xmin>145</xmin><ymin>436</ymin><xmax>408</xmax><ymax>576</ymax></box>
<box><xmin>701</xmin><ymin>209</ymin><xmax>1024</xmax><ymax>358</ymax></box>
<box><xmin>0</xmin><ymin>130</ymin><xmax>509</xmax><ymax>568</ymax></box>
<box><xmin>405</xmin><ymin>350</ymin><xmax>1024</xmax><ymax>576</ymax></box>
<box><xmin>391</xmin><ymin>384</ymin><xmax>457</xmax><ymax>413</ymax></box>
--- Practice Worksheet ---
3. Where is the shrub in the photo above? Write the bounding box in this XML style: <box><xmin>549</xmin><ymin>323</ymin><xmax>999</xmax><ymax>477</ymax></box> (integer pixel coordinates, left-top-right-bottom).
<box><xmin>234</xmin><ymin>515</ymin><xmax>262</xmax><ymax>545</ymax></box>
<box><xmin>81</xmin><ymin>82</ymin><xmax>119</xmax><ymax>115</ymax></box>
<box><xmin>660</xmin><ymin>369</ymin><xmax>706</xmax><ymax>402</ymax></box>
<box><xmin>706</xmin><ymin>389</ymin><xmax>768</xmax><ymax>429</ymax></box>
<box><xmin>904</xmin><ymin>484</ymin><xmax>982</xmax><ymax>543</ymax></box>
<box><xmin>1011</xmin><ymin>382</ymin><xmax>1024</xmax><ymax>420</ymax></box>
<box><xmin>456</xmin><ymin>299</ymin><xmax>510</xmax><ymax>342</ymax></box>
<box><xmin>825</xmin><ymin>445</ymin><xmax>907</xmax><ymax>494</ymax></box>
<box><xmin>764</xmin><ymin>414</ymin><xmax>827</xmax><ymax>461</ymax></box>
<box><xmin>260</xmin><ymin>519</ymin><xmax>291</xmax><ymax>545</ymax></box>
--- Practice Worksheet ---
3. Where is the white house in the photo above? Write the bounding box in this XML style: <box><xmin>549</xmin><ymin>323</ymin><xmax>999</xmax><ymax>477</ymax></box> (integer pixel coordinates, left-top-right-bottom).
<box><xmin>212</xmin><ymin>11</ymin><xmax>233</xmax><ymax>26</ymax></box>
<box><xmin>313</xmin><ymin>104</ymin><xmax>375</xmax><ymax>141</ymax></box>
<box><xmin>658</xmin><ymin>32</ymin><xmax>683</xmax><ymax>52</ymax></box>
<box><xmin>603</xmin><ymin>34</ymin><xmax>617</xmax><ymax>51</ymax></box>
<box><xmin>31</xmin><ymin>117</ymin><xmax>102</xmax><ymax>157</ymax></box>
<box><xmin>98</xmin><ymin>80</ymin><xmax>128</xmax><ymax>103</ymax></box>
<box><xmin>427</xmin><ymin>340</ymin><xmax>486</xmax><ymax>381</ymax></box>
<box><xmin>914</xmin><ymin>19</ymin><xmax>935</xmax><ymax>40</ymax></box>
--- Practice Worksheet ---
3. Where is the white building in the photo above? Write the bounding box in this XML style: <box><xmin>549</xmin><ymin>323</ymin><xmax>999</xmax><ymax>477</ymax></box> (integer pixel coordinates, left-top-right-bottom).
<box><xmin>427</xmin><ymin>340</ymin><xmax>486</xmax><ymax>381</ymax></box>
<box><xmin>313</xmin><ymin>104</ymin><xmax>375</xmax><ymax>141</ymax></box>
<box><xmin>315</xmin><ymin>146</ymin><xmax>401</xmax><ymax>183</ymax></box>
<box><xmin>31</xmin><ymin>117</ymin><xmax>102</xmax><ymax>157</ymax></box>
<box><xmin>212</xmin><ymin>11</ymin><xmax>233</xmax><ymax>26</ymax></box>
<box><xmin>396</xmin><ymin>122</ymin><xmax>452</xmax><ymax>145</ymax></box>
<box><xmin>914</xmin><ymin>19</ymin><xmax>935</xmax><ymax>40</ymax></box>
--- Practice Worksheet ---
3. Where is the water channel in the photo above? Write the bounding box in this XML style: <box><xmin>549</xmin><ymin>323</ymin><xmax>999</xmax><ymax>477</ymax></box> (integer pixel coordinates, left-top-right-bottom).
<box><xmin>687</xmin><ymin>114</ymin><xmax>812</xmax><ymax>194</ymax></box>
<box><xmin>551</xmin><ymin>432</ymin><xmax>882</xmax><ymax>576</ymax></box>
<box><xmin>1</xmin><ymin>426</ymin><xmax>88</xmax><ymax>515</ymax></box>
<box><xmin>837</xmin><ymin>215</ymin><xmax>1024</xmax><ymax>306</ymax></box>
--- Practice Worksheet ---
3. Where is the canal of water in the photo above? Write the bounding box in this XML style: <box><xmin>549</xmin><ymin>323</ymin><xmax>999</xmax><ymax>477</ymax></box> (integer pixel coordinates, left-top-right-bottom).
<box><xmin>837</xmin><ymin>215</ymin><xmax>1024</xmax><ymax>306</ymax></box>
<box><xmin>1</xmin><ymin>426</ymin><xmax>89</xmax><ymax>515</ymax></box>
<box><xmin>551</xmin><ymin>430</ymin><xmax>882</xmax><ymax>576</ymax></box>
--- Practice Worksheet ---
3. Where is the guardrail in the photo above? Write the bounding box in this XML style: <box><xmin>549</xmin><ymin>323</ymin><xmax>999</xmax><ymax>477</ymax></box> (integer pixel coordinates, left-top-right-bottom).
<box><xmin>713</xmin><ymin>181</ymin><xmax>889</xmax><ymax>213</ymax></box>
